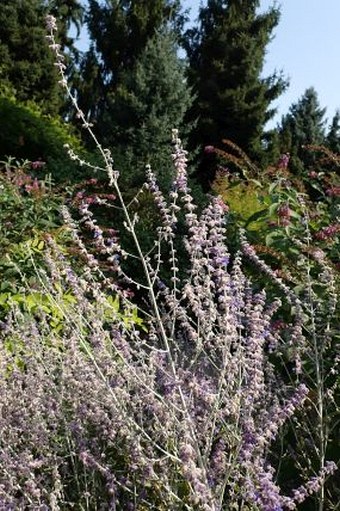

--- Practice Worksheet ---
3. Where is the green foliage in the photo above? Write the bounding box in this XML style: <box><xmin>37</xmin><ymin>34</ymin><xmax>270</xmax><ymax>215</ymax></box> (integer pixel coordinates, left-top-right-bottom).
<box><xmin>0</xmin><ymin>0</ymin><xmax>60</xmax><ymax>114</ymax></box>
<box><xmin>76</xmin><ymin>0</ymin><xmax>186</xmax><ymax>138</ymax></box>
<box><xmin>0</xmin><ymin>0</ymin><xmax>84</xmax><ymax>115</ymax></box>
<box><xmin>106</xmin><ymin>30</ymin><xmax>194</xmax><ymax>189</ymax></box>
<box><xmin>0</xmin><ymin>287</ymin><xmax>144</xmax><ymax>335</ymax></box>
<box><xmin>212</xmin><ymin>144</ymin><xmax>340</xmax><ymax>283</ymax></box>
<box><xmin>0</xmin><ymin>162</ymin><xmax>144</xmax><ymax>333</ymax></box>
<box><xmin>326</xmin><ymin>110</ymin><xmax>340</xmax><ymax>153</ymax></box>
<box><xmin>213</xmin><ymin>173</ymin><xmax>265</xmax><ymax>230</ymax></box>
<box><xmin>0</xmin><ymin>160</ymin><xmax>65</xmax><ymax>296</ymax></box>
<box><xmin>257</xmin><ymin>176</ymin><xmax>338</xmax><ymax>274</ymax></box>
<box><xmin>0</xmin><ymin>289</ymin><xmax>76</xmax><ymax>333</ymax></box>
<box><xmin>278</xmin><ymin>87</ymin><xmax>327</xmax><ymax>175</ymax></box>
<box><xmin>185</xmin><ymin>0</ymin><xmax>287</xmax><ymax>189</ymax></box>
<box><xmin>0</xmin><ymin>89</ymin><xmax>91</xmax><ymax>182</ymax></box>
<box><xmin>0</xmin><ymin>162</ymin><xmax>63</xmax><ymax>244</ymax></box>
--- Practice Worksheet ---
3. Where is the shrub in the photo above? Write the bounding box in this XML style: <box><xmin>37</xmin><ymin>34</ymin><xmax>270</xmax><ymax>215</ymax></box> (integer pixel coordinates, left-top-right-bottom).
<box><xmin>0</xmin><ymin>85</ymin><xmax>94</xmax><ymax>183</ymax></box>
<box><xmin>0</xmin><ymin>158</ymin><xmax>66</xmax><ymax>296</ymax></box>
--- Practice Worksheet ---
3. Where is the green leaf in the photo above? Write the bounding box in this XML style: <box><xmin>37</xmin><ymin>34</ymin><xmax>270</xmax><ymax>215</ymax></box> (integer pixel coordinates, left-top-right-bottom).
<box><xmin>0</xmin><ymin>293</ymin><xmax>9</xmax><ymax>305</ymax></box>
<box><xmin>268</xmin><ymin>203</ymin><xmax>279</xmax><ymax>217</ymax></box>
<box><xmin>269</xmin><ymin>182</ymin><xmax>279</xmax><ymax>194</ymax></box>
<box><xmin>265</xmin><ymin>231</ymin><xmax>282</xmax><ymax>247</ymax></box>
<box><xmin>244</xmin><ymin>208</ymin><xmax>268</xmax><ymax>227</ymax></box>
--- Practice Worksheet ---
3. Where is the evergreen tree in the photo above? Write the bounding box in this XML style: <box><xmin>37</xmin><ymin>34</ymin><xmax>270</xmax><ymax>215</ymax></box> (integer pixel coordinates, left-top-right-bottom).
<box><xmin>50</xmin><ymin>0</ymin><xmax>84</xmax><ymax>48</ymax></box>
<box><xmin>184</xmin><ymin>0</ymin><xmax>287</xmax><ymax>189</ymax></box>
<box><xmin>0</xmin><ymin>0</ymin><xmax>60</xmax><ymax>114</ymax></box>
<box><xmin>326</xmin><ymin>110</ymin><xmax>340</xmax><ymax>153</ymax></box>
<box><xmin>107</xmin><ymin>29</ymin><xmax>193</xmax><ymax>189</ymax></box>
<box><xmin>278</xmin><ymin>87</ymin><xmax>326</xmax><ymax>174</ymax></box>
<box><xmin>76</xmin><ymin>0</ymin><xmax>185</xmax><ymax>138</ymax></box>
<box><xmin>0</xmin><ymin>0</ymin><xmax>83</xmax><ymax>115</ymax></box>
<box><xmin>86</xmin><ymin>0</ymin><xmax>183</xmax><ymax>75</ymax></box>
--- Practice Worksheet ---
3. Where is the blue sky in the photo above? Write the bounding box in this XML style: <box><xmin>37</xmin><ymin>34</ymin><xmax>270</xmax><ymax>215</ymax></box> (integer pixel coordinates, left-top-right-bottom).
<box><xmin>183</xmin><ymin>0</ymin><xmax>340</xmax><ymax>128</ymax></box>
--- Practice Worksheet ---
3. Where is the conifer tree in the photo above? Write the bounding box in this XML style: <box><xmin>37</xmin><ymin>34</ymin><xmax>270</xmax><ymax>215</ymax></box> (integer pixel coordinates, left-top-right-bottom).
<box><xmin>278</xmin><ymin>87</ymin><xmax>326</xmax><ymax>174</ymax></box>
<box><xmin>76</xmin><ymin>0</ymin><xmax>185</xmax><ymax>139</ymax></box>
<box><xmin>108</xmin><ymin>30</ymin><xmax>193</xmax><ymax>189</ymax></box>
<box><xmin>50</xmin><ymin>0</ymin><xmax>84</xmax><ymax>48</ymax></box>
<box><xmin>0</xmin><ymin>0</ymin><xmax>83</xmax><ymax>115</ymax></box>
<box><xmin>326</xmin><ymin>110</ymin><xmax>340</xmax><ymax>153</ymax></box>
<box><xmin>0</xmin><ymin>0</ymin><xmax>59</xmax><ymax>114</ymax></box>
<box><xmin>184</xmin><ymin>0</ymin><xmax>287</xmax><ymax>189</ymax></box>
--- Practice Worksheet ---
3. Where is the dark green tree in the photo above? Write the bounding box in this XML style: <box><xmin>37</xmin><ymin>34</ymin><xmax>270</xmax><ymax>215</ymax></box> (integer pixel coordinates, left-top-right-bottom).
<box><xmin>278</xmin><ymin>87</ymin><xmax>326</xmax><ymax>174</ymax></box>
<box><xmin>76</xmin><ymin>0</ymin><xmax>186</xmax><ymax>139</ymax></box>
<box><xmin>86</xmin><ymin>0</ymin><xmax>183</xmax><ymax>74</ymax></box>
<box><xmin>326</xmin><ymin>110</ymin><xmax>340</xmax><ymax>153</ymax></box>
<box><xmin>0</xmin><ymin>0</ymin><xmax>87</xmax><ymax>179</ymax></box>
<box><xmin>184</xmin><ymin>0</ymin><xmax>287</xmax><ymax>189</ymax></box>
<box><xmin>107</xmin><ymin>29</ymin><xmax>193</xmax><ymax>189</ymax></box>
<box><xmin>0</xmin><ymin>0</ymin><xmax>83</xmax><ymax>115</ymax></box>
<box><xmin>0</xmin><ymin>0</ymin><xmax>60</xmax><ymax>114</ymax></box>
<box><xmin>49</xmin><ymin>0</ymin><xmax>84</xmax><ymax>49</ymax></box>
